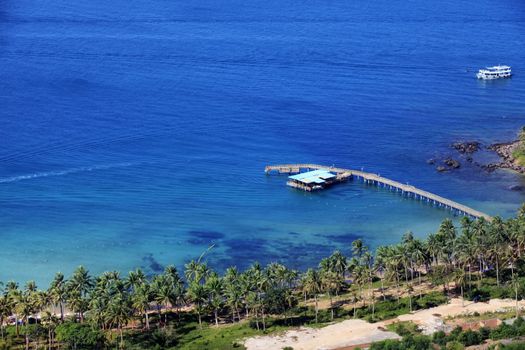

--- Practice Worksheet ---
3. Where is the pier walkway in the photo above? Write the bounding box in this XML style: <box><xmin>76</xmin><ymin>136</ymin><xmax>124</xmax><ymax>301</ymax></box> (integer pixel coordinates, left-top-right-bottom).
<box><xmin>265</xmin><ymin>164</ymin><xmax>492</xmax><ymax>221</ymax></box>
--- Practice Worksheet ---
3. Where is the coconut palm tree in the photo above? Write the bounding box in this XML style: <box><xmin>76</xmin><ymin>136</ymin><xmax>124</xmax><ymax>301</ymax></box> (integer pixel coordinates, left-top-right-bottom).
<box><xmin>69</xmin><ymin>266</ymin><xmax>94</xmax><ymax>297</ymax></box>
<box><xmin>330</xmin><ymin>250</ymin><xmax>347</xmax><ymax>280</ymax></box>
<box><xmin>301</xmin><ymin>269</ymin><xmax>322</xmax><ymax>323</ymax></box>
<box><xmin>186</xmin><ymin>281</ymin><xmax>208</xmax><ymax>329</ymax></box>
<box><xmin>452</xmin><ymin>268</ymin><xmax>466</xmax><ymax>306</ymax></box>
<box><xmin>49</xmin><ymin>272</ymin><xmax>67</xmax><ymax>322</ymax></box>
<box><xmin>41</xmin><ymin>310</ymin><xmax>59</xmax><ymax>349</ymax></box>
<box><xmin>351</xmin><ymin>239</ymin><xmax>367</xmax><ymax>260</ymax></box>
<box><xmin>153</xmin><ymin>276</ymin><xmax>176</xmax><ymax>328</ymax></box>
<box><xmin>126</xmin><ymin>268</ymin><xmax>147</xmax><ymax>292</ymax></box>
<box><xmin>5</xmin><ymin>281</ymin><xmax>20</xmax><ymax>336</ymax></box>
<box><xmin>0</xmin><ymin>295</ymin><xmax>11</xmax><ymax>341</ymax></box>
<box><xmin>106</xmin><ymin>294</ymin><xmax>131</xmax><ymax>349</ymax></box>
<box><xmin>205</xmin><ymin>273</ymin><xmax>223</xmax><ymax>327</ymax></box>
<box><xmin>320</xmin><ymin>269</ymin><xmax>341</xmax><ymax>321</ymax></box>
<box><xmin>488</xmin><ymin>217</ymin><xmax>508</xmax><ymax>286</ymax></box>
<box><xmin>132</xmin><ymin>283</ymin><xmax>152</xmax><ymax>330</ymax></box>
<box><xmin>184</xmin><ymin>260</ymin><xmax>210</xmax><ymax>284</ymax></box>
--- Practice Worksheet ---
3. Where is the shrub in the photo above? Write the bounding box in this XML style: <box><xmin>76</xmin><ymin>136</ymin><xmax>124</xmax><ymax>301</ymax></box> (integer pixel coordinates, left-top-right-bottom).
<box><xmin>415</xmin><ymin>292</ymin><xmax>448</xmax><ymax>309</ymax></box>
<box><xmin>457</xmin><ymin>329</ymin><xmax>482</xmax><ymax>346</ymax></box>
<box><xmin>446</xmin><ymin>341</ymin><xmax>465</xmax><ymax>350</ymax></box>
<box><xmin>55</xmin><ymin>322</ymin><xmax>105</xmax><ymax>349</ymax></box>
<box><xmin>432</xmin><ymin>330</ymin><xmax>447</xmax><ymax>346</ymax></box>
<box><xmin>490</xmin><ymin>323</ymin><xmax>518</xmax><ymax>340</ymax></box>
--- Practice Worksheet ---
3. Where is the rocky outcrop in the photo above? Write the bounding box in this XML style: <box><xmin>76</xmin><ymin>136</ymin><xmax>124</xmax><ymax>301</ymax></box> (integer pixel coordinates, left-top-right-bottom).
<box><xmin>444</xmin><ymin>158</ymin><xmax>461</xmax><ymax>169</ymax></box>
<box><xmin>452</xmin><ymin>141</ymin><xmax>480</xmax><ymax>154</ymax></box>
<box><xmin>486</xmin><ymin>140</ymin><xmax>525</xmax><ymax>174</ymax></box>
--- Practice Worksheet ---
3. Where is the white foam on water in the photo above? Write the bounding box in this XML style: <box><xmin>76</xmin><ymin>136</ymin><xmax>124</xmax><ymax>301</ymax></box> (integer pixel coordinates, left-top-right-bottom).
<box><xmin>0</xmin><ymin>163</ymin><xmax>135</xmax><ymax>184</ymax></box>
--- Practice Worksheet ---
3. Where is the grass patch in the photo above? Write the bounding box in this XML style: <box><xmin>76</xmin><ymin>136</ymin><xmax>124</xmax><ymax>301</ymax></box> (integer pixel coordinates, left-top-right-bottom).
<box><xmin>386</xmin><ymin>321</ymin><xmax>421</xmax><ymax>336</ymax></box>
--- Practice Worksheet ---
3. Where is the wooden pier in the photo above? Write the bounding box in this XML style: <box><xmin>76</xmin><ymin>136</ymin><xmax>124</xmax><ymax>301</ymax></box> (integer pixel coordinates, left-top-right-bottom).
<box><xmin>265</xmin><ymin>164</ymin><xmax>492</xmax><ymax>221</ymax></box>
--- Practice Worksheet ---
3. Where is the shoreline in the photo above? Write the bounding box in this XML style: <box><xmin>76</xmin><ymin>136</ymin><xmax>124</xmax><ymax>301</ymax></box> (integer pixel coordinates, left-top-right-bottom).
<box><xmin>486</xmin><ymin>139</ymin><xmax>525</xmax><ymax>174</ymax></box>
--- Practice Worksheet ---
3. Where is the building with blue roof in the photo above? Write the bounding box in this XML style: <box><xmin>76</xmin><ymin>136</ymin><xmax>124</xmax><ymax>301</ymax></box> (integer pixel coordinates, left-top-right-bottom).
<box><xmin>287</xmin><ymin>169</ymin><xmax>338</xmax><ymax>191</ymax></box>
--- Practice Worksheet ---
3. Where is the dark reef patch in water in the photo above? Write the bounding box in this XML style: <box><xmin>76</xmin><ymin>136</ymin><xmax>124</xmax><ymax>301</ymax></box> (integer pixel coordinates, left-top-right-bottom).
<box><xmin>187</xmin><ymin>230</ymin><xmax>225</xmax><ymax>245</ymax></box>
<box><xmin>142</xmin><ymin>253</ymin><xmax>164</xmax><ymax>273</ymax></box>
<box><xmin>320</xmin><ymin>233</ymin><xmax>363</xmax><ymax>245</ymax></box>
<box><xmin>210</xmin><ymin>237</ymin><xmax>336</xmax><ymax>272</ymax></box>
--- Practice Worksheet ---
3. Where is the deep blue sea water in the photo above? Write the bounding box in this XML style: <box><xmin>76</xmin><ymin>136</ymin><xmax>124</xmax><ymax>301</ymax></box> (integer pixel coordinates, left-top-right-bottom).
<box><xmin>1</xmin><ymin>0</ymin><xmax>525</xmax><ymax>285</ymax></box>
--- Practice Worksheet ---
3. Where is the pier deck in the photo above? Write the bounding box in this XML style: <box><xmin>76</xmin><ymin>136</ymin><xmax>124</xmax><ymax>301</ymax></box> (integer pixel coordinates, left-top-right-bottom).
<box><xmin>265</xmin><ymin>164</ymin><xmax>492</xmax><ymax>221</ymax></box>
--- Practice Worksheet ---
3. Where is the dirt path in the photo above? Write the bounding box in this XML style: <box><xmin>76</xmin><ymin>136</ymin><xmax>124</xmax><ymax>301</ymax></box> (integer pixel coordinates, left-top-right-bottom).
<box><xmin>244</xmin><ymin>298</ymin><xmax>524</xmax><ymax>350</ymax></box>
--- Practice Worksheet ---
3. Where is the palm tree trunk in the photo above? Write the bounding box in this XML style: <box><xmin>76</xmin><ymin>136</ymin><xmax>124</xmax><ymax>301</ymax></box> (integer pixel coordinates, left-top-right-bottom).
<box><xmin>380</xmin><ymin>274</ymin><xmax>386</xmax><ymax>301</ymax></box>
<box><xmin>262</xmin><ymin>308</ymin><xmax>266</xmax><ymax>331</ymax></box>
<box><xmin>119</xmin><ymin>325</ymin><xmax>124</xmax><ymax>349</ymax></box>
<box><xmin>25</xmin><ymin>321</ymin><xmax>29</xmax><ymax>350</ymax></box>
<box><xmin>157</xmin><ymin>305</ymin><xmax>162</xmax><ymax>328</ymax></box>
<box><xmin>145</xmin><ymin>312</ymin><xmax>150</xmax><ymax>330</ymax></box>
<box><xmin>198</xmin><ymin>311</ymin><xmax>202</xmax><ymax>329</ymax></box>
<box><xmin>329</xmin><ymin>293</ymin><xmax>334</xmax><ymax>321</ymax></box>
<box><xmin>214</xmin><ymin>309</ymin><xmax>219</xmax><ymax>327</ymax></box>
<box><xmin>314</xmin><ymin>295</ymin><xmax>318</xmax><ymax>323</ymax></box>
<box><xmin>496</xmin><ymin>259</ymin><xmax>500</xmax><ymax>286</ymax></box>
<box><xmin>516</xmin><ymin>285</ymin><xmax>520</xmax><ymax>318</ymax></box>
<box><xmin>60</xmin><ymin>303</ymin><xmax>64</xmax><ymax>322</ymax></box>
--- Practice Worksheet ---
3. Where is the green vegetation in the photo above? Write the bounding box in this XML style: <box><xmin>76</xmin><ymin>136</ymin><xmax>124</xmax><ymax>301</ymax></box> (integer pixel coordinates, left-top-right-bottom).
<box><xmin>511</xmin><ymin>127</ymin><xmax>525</xmax><ymax>166</ymax></box>
<box><xmin>2</xmin><ymin>206</ymin><xmax>525</xmax><ymax>348</ymax></box>
<box><xmin>372</xmin><ymin>316</ymin><xmax>525</xmax><ymax>349</ymax></box>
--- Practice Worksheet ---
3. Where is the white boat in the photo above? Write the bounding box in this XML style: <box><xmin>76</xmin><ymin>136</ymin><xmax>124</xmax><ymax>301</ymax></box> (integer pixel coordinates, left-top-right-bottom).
<box><xmin>476</xmin><ymin>65</ymin><xmax>512</xmax><ymax>80</ymax></box>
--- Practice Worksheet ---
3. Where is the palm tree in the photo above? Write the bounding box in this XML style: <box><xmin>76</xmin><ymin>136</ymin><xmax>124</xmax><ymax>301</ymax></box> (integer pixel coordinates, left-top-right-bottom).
<box><xmin>511</xmin><ymin>275</ymin><xmax>521</xmax><ymax>318</ymax></box>
<box><xmin>186</xmin><ymin>281</ymin><xmax>208</xmax><ymax>329</ymax></box>
<box><xmin>126</xmin><ymin>268</ymin><xmax>147</xmax><ymax>292</ymax></box>
<box><xmin>452</xmin><ymin>268</ymin><xmax>466</xmax><ymax>306</ymax></box>
<box><xmin>106</xmin><ymin>294</ymin><xmax>131</xmax><ymax>349</ymax></box>
<box><xmin>68</xmin><ymin>266</ymin><xmax>93</xmax><ymax>321</ymax></box>
<box><xmin>5</xmin><ymin>281</ymin><xmax>20</xmax><ymax>336</ymax></box>
<box><xmin>374</xmin><ymin>246</ymin><xmax>389</xmax><ymax>301</ymax></box>
<box><xmin>41</xmin><ymin>311</ymin><xmax>59</xmax><ymax>350</ymax></box>
<box><xmin>69</xmin><ymin>266</ymin><xmax>94</xmax><ymax>297</ymax></box>
<box><xmin>0</xmin><ymin>295</ymin><xmax>12</xmax><ymax>341</ymax></box>
<box><xmin>320</xmin><ymin>269</ymin><xmax>340</xmax><ymax>321</ymax></box>
<box><xmin>205</xmin><ymin>274</ymin><xmax>223</xmax><ymax>327</ymax></box>
<box><xmin>132</xmin><ymin>283</ymin><xmax>152</xmax><ymax>330</ymax></box>
<box><xmin>49</xmin><ymin>272</ymin><xmax>67</xmax><ymax>322</ymax></box>
<box><xmin>302</xmin><ymin>269</ymin><xmax>322</xmax><ymax>323</ymax></box>
<box><xmin>16</xmin><ymin>289</ymin><xmax>37</xmax><ymax>350</ymax></box>
<box><xmin>352</xmin><ymin>239</ymin><xmax>367</xmax><ymax>260</ymax></box>
<box><xmin>185</xmin><ymin>260</ymin><xmax>210</xmax><ymax>284</ymax></box>
<box><xmin>488</xmin><ymin>217</ymin><xmax>507</xmax><ymax>286</ymax></box>
<box><xmin>153</xmin><ymin>276</ymin><xmax>175</xmax><ymax>328</ymax></box>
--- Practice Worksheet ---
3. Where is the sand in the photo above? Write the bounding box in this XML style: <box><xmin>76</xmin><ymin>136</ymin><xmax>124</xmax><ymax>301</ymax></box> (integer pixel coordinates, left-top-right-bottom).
<box><xmin>244</xmin><ymin>298</ymin><xmax>524</xmax><ymax>350</ymax></box>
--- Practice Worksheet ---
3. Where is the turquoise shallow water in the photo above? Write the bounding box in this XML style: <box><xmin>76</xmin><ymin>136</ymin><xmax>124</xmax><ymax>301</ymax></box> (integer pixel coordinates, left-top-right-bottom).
<box><xmin>1</xmin><ymin>0</ymin><xmax>525</xmax><ymax>285</ymax></box>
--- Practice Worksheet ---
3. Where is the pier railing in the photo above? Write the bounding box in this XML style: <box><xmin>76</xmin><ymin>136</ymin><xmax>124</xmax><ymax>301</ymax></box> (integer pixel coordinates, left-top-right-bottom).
<box><xmin>265</xmin><ymin>164</ymin><xmax>492</xmax><ymax>221</ymax></box>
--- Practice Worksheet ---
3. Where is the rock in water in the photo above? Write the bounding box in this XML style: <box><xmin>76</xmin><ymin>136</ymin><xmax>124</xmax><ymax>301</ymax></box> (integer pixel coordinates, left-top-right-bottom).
<box><xmin>444</xmin><ymin>158</ymin><xmax>461</xmax><ymax>169</ymax></box>
<box><xmin>452</xmin><ymin>141</ymin><xmax>480</xmax><ymax>154</ymax></box>
<box><xmin>436</xmin><ymin>166</ymin><xmax>448</xmax><ymax>172</ymax></box>
<box><xmin>509</xmin><ymin>185</ymin><xmax>525</xmax><ymax>191</ymax></box>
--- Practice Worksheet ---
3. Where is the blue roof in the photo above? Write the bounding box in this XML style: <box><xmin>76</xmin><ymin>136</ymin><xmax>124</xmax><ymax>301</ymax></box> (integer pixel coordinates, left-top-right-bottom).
<box><xmin>289</xmin><ymin>169</ymin><xmax>336</xmax><ymax>184</ymax></box>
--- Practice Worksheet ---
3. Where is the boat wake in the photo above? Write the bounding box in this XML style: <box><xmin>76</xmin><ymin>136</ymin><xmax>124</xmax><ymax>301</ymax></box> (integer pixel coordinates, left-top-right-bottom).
<box><xmin>0</xmin><ymin>163</ymin><xmax>135</xmax><ymax>184</ymax></box>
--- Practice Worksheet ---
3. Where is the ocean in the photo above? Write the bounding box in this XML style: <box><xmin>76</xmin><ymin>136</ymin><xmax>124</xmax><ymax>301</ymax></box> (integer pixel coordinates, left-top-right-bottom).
<box><xmin>1</xmin><ymin>0</ymin><xmax>525</xmax><ymax>285</ymax></box>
